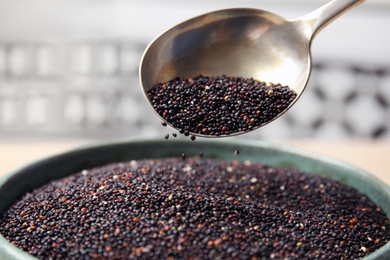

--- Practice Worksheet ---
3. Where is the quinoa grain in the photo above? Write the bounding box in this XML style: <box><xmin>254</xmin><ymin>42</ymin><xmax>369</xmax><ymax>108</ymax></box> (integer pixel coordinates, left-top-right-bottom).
<box><xmin>0</xmin><ymin>158</ymin><xmax>388</xmax><ymax>259</ymax></box>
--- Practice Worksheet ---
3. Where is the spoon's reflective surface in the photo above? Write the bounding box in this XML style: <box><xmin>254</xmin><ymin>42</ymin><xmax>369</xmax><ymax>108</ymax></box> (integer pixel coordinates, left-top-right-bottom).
<box><xmin>140</xmin><ymin>0</ymin><xmax>365</xmax><ymax>137</ymax></box>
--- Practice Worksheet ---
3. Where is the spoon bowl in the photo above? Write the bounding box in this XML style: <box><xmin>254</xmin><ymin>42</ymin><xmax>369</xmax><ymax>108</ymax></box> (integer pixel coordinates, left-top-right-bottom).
<box><xmin>140</xmin><ymin>8</ymin><xmax>309</xmax><ymax>91</ymax></box>
<box><xmin>140</xmin><ymin>0</ymin><xmax>365</xmax><ymax>137</ymax></box>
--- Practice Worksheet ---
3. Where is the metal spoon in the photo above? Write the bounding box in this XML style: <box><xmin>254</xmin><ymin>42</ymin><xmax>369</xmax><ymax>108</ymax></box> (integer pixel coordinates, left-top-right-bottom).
<box><xmin>139</xmin><ymin>0</ymin><xmax>365</xmax><ymax>137</ymax></box>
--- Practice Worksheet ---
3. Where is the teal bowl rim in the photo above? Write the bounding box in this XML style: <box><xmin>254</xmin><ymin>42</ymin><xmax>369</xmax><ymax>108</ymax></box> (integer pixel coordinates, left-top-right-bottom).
<box><xmin>0</xmin><ymin>138</ymin><xmax>389</xmax><ymax>259</ymax></box>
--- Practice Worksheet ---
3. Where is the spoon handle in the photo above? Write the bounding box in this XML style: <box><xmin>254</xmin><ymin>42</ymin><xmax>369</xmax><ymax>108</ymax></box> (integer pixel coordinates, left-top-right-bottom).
<box><xmin>298</xmin><ymin>0</ymin><xmax>365</xmax><ymax>38</ymax></box>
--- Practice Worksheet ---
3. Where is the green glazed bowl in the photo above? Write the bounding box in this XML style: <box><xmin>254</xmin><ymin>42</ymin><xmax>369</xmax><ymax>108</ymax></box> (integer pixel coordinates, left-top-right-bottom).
<box><xmin>0</xmin><ymin>138</ymin><xmax>389</xmax><ymax>259</ymax></box>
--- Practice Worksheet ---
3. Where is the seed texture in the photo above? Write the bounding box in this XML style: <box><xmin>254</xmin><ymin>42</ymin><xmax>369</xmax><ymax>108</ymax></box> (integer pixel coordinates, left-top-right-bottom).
<box><xmin>147</xmin><ymin>75</ymin><xmax>297</xmax><ymax>136</ymax></box>
<box><xmin>0</xmin><ymin>158</ymin><xmax>388</xmax><ymax>259</ymax></box>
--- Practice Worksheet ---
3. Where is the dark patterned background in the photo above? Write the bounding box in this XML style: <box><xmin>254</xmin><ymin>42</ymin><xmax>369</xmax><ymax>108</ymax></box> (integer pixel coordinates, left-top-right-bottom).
<box><xmin>0</xmin><ymin>40</ymin><xmax>389</xmax><ymax>140</ymax></box>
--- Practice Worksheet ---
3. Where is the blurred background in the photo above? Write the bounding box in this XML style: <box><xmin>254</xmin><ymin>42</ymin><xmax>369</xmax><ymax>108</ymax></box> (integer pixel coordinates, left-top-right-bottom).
<box><xmin>0</xmin><ymin>0</ymin><xmax>389</xmax><ymax>141</ymax></box>
<box><xmin>0</xmin><ymin>0</ymin><xmax>389</xmax><ymax>183</ymax></box>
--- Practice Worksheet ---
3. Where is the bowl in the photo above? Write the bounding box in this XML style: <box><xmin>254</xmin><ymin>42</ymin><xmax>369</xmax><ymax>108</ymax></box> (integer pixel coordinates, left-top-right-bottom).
<box><xmin>0</xmin><ymin>138</ymin><xmax>389</xmax><ymax>259</ymax></box>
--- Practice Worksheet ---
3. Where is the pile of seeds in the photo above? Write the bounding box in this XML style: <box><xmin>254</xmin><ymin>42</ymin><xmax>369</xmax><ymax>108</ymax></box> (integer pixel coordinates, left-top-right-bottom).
<box><xmin>147</xmin><ymin>75</ymin><xmax>297</xmax><ymax>136</ymax></box>
<box><xmin>1</xmin><ymin>158</ymin><xmax>389</xmax><ymax>259</ymax></box>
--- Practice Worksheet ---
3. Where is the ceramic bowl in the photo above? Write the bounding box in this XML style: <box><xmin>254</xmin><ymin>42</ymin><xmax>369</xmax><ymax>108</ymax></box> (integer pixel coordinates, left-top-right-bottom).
<box><xmin>0</xmin><ymin>139</ymin><xmax>389</xmax><ymax>259</ymax></box>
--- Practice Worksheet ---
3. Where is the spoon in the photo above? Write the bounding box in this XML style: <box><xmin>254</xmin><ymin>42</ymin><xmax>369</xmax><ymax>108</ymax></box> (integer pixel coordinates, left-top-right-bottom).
<box><xmin>139</xmin><ymin>0</ymin><xmax>365</xmax><ymax>137</ymax></box>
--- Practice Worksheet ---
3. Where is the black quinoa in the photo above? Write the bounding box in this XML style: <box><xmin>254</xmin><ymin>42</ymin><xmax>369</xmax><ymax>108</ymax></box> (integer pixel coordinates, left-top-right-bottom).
<box><xmin>0</xmin><ymin>158</ymin><xmax>389</xmax><ymax>259</ymax></box>
<box><xmin>147</xmin><ymin>75</ymin><xmax>297</xmax><ymax>136</ymax></box>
